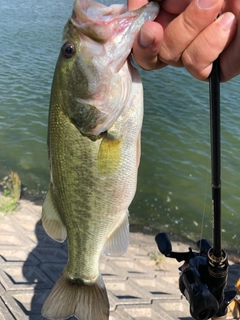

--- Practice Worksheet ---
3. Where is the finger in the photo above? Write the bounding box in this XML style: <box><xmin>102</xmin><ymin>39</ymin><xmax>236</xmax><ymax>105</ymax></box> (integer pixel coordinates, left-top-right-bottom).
<box><xmin>128</xmin><ymin>0</ymin><xmax>147</xmax><ymax>11</ymax></box>
<box><xmin>181</xmin><ymin>12</ymin><xmax>236</xmax><ymax>80</ymax></box>
<box><xmin>220</xmin><ymin>0</ymin><xmax>240</xmax><ymax>81</ymax></box>
<box><xmin>128</xmin><ymin>0</ymin><xmax>193</xmax><ymax>13</ymax></box>
<box><xmin>132</xmin><ymin>20</ymin><xmax>166</xmax><ymax>70</ymax></box>
<box><xmin>222</xmin><ymin>0</ymin><xmax>240</xmax><ymax>14</ymax></box>
<box><xmin>158</xmin><ymin>0</ymin><xmax>224</xmax><ymax>67</ymax></box>
<box><xmin>161</xmin><ymin>0</ymin><xmax>192</xmax><ymax>15</ymax></box>
<box><xmin>128</xmin><ymin>0</ymin><xmax>164</xmax><ymax>10</ymax></box>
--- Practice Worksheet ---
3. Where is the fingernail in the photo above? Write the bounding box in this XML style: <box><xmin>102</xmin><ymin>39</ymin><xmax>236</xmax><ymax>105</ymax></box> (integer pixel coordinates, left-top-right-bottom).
<box><xmin>139</xmin><ymin>28</ymin><xmax>154</xmax><ymax>48</ymax></box>
<box><xmin>197</xmin><ymin>0</ymin><xmax>218</xmax><ymax>10</ymax></box>
<box><xmin>218</xmin><ymin>12</ymin><xmax>235</xmax><ymax>30</ymax></box>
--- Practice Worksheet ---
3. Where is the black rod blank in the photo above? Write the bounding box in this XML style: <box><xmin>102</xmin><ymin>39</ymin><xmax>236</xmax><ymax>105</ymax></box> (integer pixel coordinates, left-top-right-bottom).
<box><xmin>209</xmin><ymin>58</ymin><xmax>221</xmax><ymax>258</ymax></box>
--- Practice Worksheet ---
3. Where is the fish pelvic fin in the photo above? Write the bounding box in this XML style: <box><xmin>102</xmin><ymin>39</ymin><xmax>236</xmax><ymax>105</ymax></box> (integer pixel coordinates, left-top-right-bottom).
<box><xmin>41</xmin><ymin>185</ymin><xmax>67</xmax><ymax>242</ymax></box>
<box><xmin>103</xmin><ymin>211</ymin><xmax>129</xmax><ymax>257</ymax></box>
<box><xmin>41</xmin><ymin>272</ymin><xmax>109</xmax><ymax>320</ymax></box>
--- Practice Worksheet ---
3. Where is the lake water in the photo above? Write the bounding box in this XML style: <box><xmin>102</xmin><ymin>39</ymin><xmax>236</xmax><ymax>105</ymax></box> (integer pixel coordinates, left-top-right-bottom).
<box><xmin>1</xmin><ymin>0</ymin><xmax>240</xmax><ymax>254</ymax></box>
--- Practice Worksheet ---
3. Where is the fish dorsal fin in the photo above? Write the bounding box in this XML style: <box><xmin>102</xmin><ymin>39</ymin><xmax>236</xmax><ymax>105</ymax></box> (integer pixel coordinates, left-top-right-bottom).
<box><xmin>103</xmin><ymin>212</ymin><xmax>129</xmax><ymax>257</ymax></box>
<box><xmin>42</xmin><ymin>186</ymin><xmax>67</xmax><ymax>242</ymax></box>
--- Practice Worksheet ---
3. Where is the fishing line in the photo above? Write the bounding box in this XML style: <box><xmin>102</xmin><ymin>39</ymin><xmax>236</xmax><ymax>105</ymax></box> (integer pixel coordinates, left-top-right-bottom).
<box><xmin>199</xmin><ymin>163</ymin><xmax>210</xmax><ymax>245</ymax></box>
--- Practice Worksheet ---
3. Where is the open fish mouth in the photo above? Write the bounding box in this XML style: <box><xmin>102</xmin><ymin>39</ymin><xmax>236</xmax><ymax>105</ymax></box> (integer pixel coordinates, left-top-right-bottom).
<box><xmin>71</xmin><ymin>0</ymin><xmax>160</xmax><ymax>45</ymax></box>
<box><xmin>73</xmin><ymin>0</ymin><xmax>128</xmax><ymax>23</ymax></box>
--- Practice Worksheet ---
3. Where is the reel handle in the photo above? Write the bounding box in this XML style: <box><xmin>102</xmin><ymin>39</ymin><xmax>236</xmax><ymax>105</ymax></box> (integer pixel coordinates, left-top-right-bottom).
<box><xmin>155</xmin><ymin>233</ymin><xmax>236</xmax><ymax>320</ymax></box>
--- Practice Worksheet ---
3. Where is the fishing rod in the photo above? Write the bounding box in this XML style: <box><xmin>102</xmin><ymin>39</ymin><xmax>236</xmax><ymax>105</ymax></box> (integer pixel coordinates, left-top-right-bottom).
<box><xmin>155</xmin><ymin>59</ymin><xmax>236</xmax><ymax>320</ymax></box>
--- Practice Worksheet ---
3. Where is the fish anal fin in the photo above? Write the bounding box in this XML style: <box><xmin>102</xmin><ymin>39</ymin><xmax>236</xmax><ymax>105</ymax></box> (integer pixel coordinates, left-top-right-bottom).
<box><xmin>41</xmin><ymin>186</ymin><xmax>67</xmax><ymax>242</ymax></box>
<box><xmin>42</xmin><ymin>272</ymin><xmax>109</xmax><ymax>320</ymax></box>
<box><xmin>136</xmin><ymin>131</ymin><xmax>141</xmax><ymax>168</ymax></box>
<box><xmin>103</xmin><ymin>211</ymin><xmax>129</xmax><ymax>257</ymax></box>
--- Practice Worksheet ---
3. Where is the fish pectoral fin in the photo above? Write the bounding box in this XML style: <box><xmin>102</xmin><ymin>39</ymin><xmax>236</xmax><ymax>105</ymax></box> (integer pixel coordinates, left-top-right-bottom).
<box><xmin>42</xmin><ymin>272</ymin><xmax>109</xmax><ymax>320</ymax></box>
<box><xmin>41</xmin><ymin>185</ymin><xmax>67</xmax><ymax>242</ymax></box>
<box><xmin>103</xmin><ymin>211</ymin><xmax>129</xmax><ymax>257</ymax></box>
<box><xmin>98</xmin><ymin>134</ymin><xmax>123</xmax><ymax>174</ymax></box>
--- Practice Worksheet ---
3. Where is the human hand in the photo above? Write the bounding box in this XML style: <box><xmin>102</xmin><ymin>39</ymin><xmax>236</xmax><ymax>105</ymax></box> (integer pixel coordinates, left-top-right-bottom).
<box><xmin>129</xmin><ymin>0</ymin><xmax>237</xmax><ymax>81</ymax></box>
<box><xmin>220</xmin><ymin>0</ymin><xmax>240</xmax><ymax>81</ymax></box>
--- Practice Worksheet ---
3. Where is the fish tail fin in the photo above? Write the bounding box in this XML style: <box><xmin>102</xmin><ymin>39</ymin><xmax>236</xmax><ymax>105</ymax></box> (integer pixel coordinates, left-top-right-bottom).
<box><xmin>42</xmin><ymin>271</ymin><xmax>109</xmax><ymax>320</ymax></box>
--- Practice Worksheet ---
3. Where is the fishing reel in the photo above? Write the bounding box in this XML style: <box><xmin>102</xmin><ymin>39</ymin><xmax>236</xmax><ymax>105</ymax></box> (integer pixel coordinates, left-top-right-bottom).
<box><xmin>155</xmin><ymin>233</ymin><xmax>236</xmax><ymax>320</ymax></box>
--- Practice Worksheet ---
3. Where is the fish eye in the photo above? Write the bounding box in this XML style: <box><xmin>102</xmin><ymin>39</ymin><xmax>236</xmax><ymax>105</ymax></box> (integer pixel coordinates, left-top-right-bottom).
<box><xmin>61</xmin><ymin>42</ymin><xmax>75</xmax><ymax>58</ymax></box>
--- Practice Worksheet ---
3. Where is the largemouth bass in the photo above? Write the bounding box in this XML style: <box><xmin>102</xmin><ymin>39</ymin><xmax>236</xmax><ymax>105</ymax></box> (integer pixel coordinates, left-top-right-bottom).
<box><xmin>41</xmin><ymin>0</ymin><xmax>159</xmax><ymax>319</ymax></box>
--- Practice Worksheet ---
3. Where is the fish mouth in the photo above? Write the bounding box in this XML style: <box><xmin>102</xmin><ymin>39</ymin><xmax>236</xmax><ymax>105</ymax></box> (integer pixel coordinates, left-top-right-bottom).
<box><xmin>71</xmin><ymin>0</ymin><xmax>160</xmax><ymax>56</ymax></box>
<box><xmin>73</xmin><ymin>0</ymin><xmax>127</xmax><ymax>25</ymax></box>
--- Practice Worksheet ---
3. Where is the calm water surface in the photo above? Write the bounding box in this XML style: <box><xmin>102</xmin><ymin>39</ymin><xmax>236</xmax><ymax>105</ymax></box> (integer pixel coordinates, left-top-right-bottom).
<box><xmin>1</xmin><ymin>0</ymin><xmax>240</xmax><ymax>252</ymax></box>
